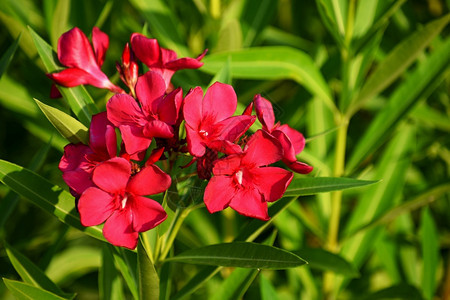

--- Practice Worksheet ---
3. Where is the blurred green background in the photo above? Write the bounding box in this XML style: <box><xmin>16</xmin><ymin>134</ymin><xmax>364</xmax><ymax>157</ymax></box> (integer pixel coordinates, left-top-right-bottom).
<box><xmin>0</xmin><ymin>0</ymin><xmax>449</xmax><ymax>299</ymax></box>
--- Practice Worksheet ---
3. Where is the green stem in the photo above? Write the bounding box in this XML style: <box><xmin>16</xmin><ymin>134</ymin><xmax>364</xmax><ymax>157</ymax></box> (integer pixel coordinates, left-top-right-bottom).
<box><xmin>158</xmin><ymin>207</ymin><xmax>191</xmax><ymax>262</ymax></box>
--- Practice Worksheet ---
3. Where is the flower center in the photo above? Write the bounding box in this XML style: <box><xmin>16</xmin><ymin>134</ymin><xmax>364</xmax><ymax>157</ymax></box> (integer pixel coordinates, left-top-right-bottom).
<box><xmin>235</xmin><ymin>170</ymin><xmax>243</xmax><ymax>185</ymax></box>
<box><xmin>121</xmin><ymin>195</ymin><xmax>128</xmax><ymax>209</ymax></box>
<box><xmin>199</xmin><ymin>129</ymin><xmax>209</xmax><ymax>138</ymax></box>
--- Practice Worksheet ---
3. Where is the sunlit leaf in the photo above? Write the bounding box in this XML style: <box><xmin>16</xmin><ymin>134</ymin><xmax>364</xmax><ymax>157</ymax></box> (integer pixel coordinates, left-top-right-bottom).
<box><xmin>202</xmin><ymin>46</ymin><xmax>336</xmax><ymax>113</ymax></box>
<box><xmin>421</xmin><ymin>207</ymin><xmax>439</xmax><ymax>299</ymax></box>
<box><xmin>284</xmin><ymin>177</ymin><xmax>377</xmax><ymax>197</ymax></box>
<box><xmin>165</xmin><ymin>242</ymin><xmax>306</xmax><ymax>269</ymax></box>
<box><xmin>0</xmin><ymin>159</ymin><xmax>104</xmax><ymax>241</ymax></box>
<box><xmin>35</xmin><ymin>98</ymin><xmax>89</xmax><ymax>144</ymax></box>
<box><xmin>2</xmin><ymin>279</ymin><xmax>68</xmax><ymax>300</ymax></box>
<box><xmin>99</xmin><ymin>245</ymin><xmax>124</xmax><ymax>300</ymax></box>
<box><xmin>0</xmin><ymin>32</ymin><xmax>21</xmax><ymax>79</ymax></box>
<box><xmin>138</xmin><ymin>240</ymin><xmax>159</xmax><ymax>300</ymax></box>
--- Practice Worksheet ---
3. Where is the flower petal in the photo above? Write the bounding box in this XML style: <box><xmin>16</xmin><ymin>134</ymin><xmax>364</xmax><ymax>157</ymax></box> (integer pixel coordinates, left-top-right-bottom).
<box><xmin>251</xmin><ymin>167</ymin><xmax>293</xmax><ymax>202</ymax></box>
<box><xmin>242</xmin><ymin>130</ymin><xmax>283</xmax><ymax>167</ymax></box>
<box><xmin>164</xmin><ymin>57</ymin><xmax>204</xmax><ymax>70</ymax></box>
<box><xmin>90</xmin><ymin>112</ymin><xmax>117</xmax><ymax>157</ymax></box>
<box><xmin>119</xmin><ymin>125</ymin><xmax>151</xmax><ymax>156</ymax></box>
<box><xmin>204</xmin><ymin>176</ymin><xmax>235</xmax><ymax>213</ymax></box>
<box><xmin>107</xmin><ymin>94</ymin><xmax>145</xmax><ymax>127</ymax></box>
<box><xmin>208</xmin><ymin>140</ymin><xmax>243</xmax><ymax>155</ymax></box>
<box><xmin>254</xmin><ymin>94</ymin><xmax>275</xmax><ymax>131</ymax></box>
<box><xmin>157</xmin><ymin>87</ymin><xmax>183</xmax><ymax>125</ymax></box>
<box><xmin>136</xmin><ymin>71</ymin><xmax>167</xmax><ymax>114</ymax></box>
<box><xmin>62</xmin><ymin>169</ymin><xmax>94</xmax><ymax>196</ymax></box>
<box><xmin>92</xmin><ymin>27</ymin><xmax>109</xmax><ymax>67</ymax></box>
<box><xmin>203</xmin><ymin>82</ymin><xmax>237</xmax><ymax>123</ymax></box>
<box><xmin>59</xmin><ymin>143</ymin><xmax>92</xmax><ymax>172</ymax></box>
<box><xmin>229</xmin><ymin>187</ymin><xmax>269</xmax><ymax>221</ymax></box>
<box><xmin>130</xmin><ymin>33</ymin><xmax>161</xmax><ymax>67</ymax></box>
<box><xmin>276</xmin><ymin>124</ymin><xmax>305</xmax><ymax>155</ymax></box>
<box><xmin>128</xmin><ymin>164</ymin><xmax>171</xmax><ymax>196</ymax></box>
<box><xmin>271</xmin><ymin>130</ymin><xmax>297</xmax><ymax>162</ymax></box>
<box><xmin>216</xmin><ymin>115</ymin><xmax>256</xmax><ymax>142</ymax></box>
<box><xmin>212</xmin><ymin>155</ymin><xmax>242</xmax><ymax>176</ymax></box>
<box><xmin>284</xmin><ymin>160</ymin><xmax>313</xmax><ymax>174</ymax></box>
<box><xmin>57</xmin><ymin>27</ymin><xmax>98</xmax><ymax>71</ymax></box>
<box><xmin>183</xmin><ymin>86</ymin><xmax>203</xmax><ymax>128</ymax></box>
<box><xmin>130</xmin><ymin>195</ymin><xmax>167</xmax><ymax>232</ymax></box>
<box><xmin>143</xmin><ymin>119</ymin><xmax>174</xmax><ymax>139</ymax></box>
<box><xmin>185</xmin><ymin>124</ymin><xmax>206</xmax><ymax>157</ymax></box>
<box><xmin>78</xmin><ymin>187</ymin><xmax>116</xmax><ymax>226</ymax></box>
<box><xmin>103</xmin><ymin>209</ymin><xmax>138</xmax><ymax>249</ymax></box>
<box><xmin>92</xmin><ymin>157</ymin><xmax>131</xmax><ymax>193</ymax></box>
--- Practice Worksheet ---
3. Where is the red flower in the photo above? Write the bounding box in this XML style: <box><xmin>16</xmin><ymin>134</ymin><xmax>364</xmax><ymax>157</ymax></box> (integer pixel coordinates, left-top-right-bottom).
<box><xmin>131</xmin><ymin>33</ymin><xmax>207</xmax><ymax>89</ymax></box>
<box><xmin>183</xmin><ymin>82</ymin><xmax>255</xmax><ymax>157</ymax></box>
<box><xmin>254</xmin><ymin>94</ymin><xmax>313</xmax><ymax>174</ymax></box>
<box><xmin>78</xmin><ymin>157</ymin><xmax>170</xmax><ymax>249</ymax></box>
<box><xmin>59</xmin><ymin>112</ymin><xmax>117</xmax><ymax>196</ymax></box>
<box><xmin>204</xmin><ymin>130</ymin><xmax>293</xmax><ymax>220</ymax></box>
<box><xmin>48</xmin><ymin>27</ymin><xmax>124</xmax><ymax>93</ymax></box>
<box><xmin>107</xmin><ymin>71</ymin><xmax>183</xmax><ymax>157</ymax></box>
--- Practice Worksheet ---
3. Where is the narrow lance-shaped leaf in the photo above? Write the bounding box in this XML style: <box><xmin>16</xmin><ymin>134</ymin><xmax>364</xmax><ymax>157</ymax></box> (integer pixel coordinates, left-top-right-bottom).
<box><xmin>137</xmin><ymin>240</ymin><xmax>159</xmax><ymax>300</ymax></box>
<box><xmin>0</xmin><ymin>33</ymin><xmax>21</xmax><ymax>79</ymax></box>
<box><xmin>2</xmin><ymin>279</ymin><xmax>68</xmax><ymax>300</ymax></box>
<box><xmin>4</xmin><ymin>242</ymin><xmax>75</xmax><ymax>299</ymax></box>
<box><xmin>35</xmin><ymin>99</ymin><xmax>89</xmax><ymax>145</ymax></box>
<box><xmin>164</xmin><ymin>242</ymin><xmax>306</xmax><ymax>269</ymax></box>
<box><xmin>0</xmin><ymin>159</ymin><xmax>104</xmax><ymax>241</ymax></box>
<box><xmin>28</xmin><ymin>26</ymin><xmax>98</xmax><ymax>126</ymax></box>
<box><xmin>346</xmin><ymin>35</ymin><xmax>450</xmax><ymax>172</ymax></box>
<box><xmin>421</xmin><ymin>207</ymin><xmax>439</xmax><ymax>300</ymax></box>
<box><xmin>99</xmin><ymin>245</ymin><xmax>125</xmax><ymax>300</ymax></box>
<box><xmin>283</xmin><ymin>177</ymin><xmax>378</xmax><ymax>197</ymax></box>
<box><xmin>349</xmin><ymin>13</ymin><xmax>450</xmax><ymax>116</ymax></box>
<box><xmin>202</xmin><ymin>46</ymin><xmax>336</xmax><ymax>114</ymax></box>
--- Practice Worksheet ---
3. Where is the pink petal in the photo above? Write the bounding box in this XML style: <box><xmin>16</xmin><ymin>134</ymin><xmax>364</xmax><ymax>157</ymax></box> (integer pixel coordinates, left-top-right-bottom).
<box><xmin>276</xmin><ymin>124</ymin><xmax>305</xmax><ymax>155</ymax></box>
<box><xmin>92</xmin><ymin>27</ymin><xmax>109</xmax><ymax>67</ymax></box>
<box><xmin>160</xmin><ymin>48</ymin><xmax>178</xmax><ymax>64</ymax></box>
<box><xmin>78</xmin><ymin>187</ymin><xmax>116</xmax><ymax>226</ymax></box>
<box><xmin>254</xmin><ymin>94</ymin><xmax>275</xmax><ymax>131</ymax></box>
<box><xmin>103</xmin><ymin>209</ymin><xmax>138</xmax><ymax>249</ymax></box>
<box><xmin>204</xmin><ymin>176</ymin><xmax>236</xmax><ymax>213</ymax></box>
<box><xmin>48</xmin><ymin>68</ymin><xmax>121</xmax><ymax>92</ymax></box>
<box><xmin>62</xmin><ymin>169</ymin><xmax>94</xmax><ymax>196</ymax></box>
<box><xmin>203</xmin><ymin>82</ymin><xmax>237</xmax><ymax>123</ymax></box>
<box><xmin>143</xmin><ymin>119</ymin><xmax>174</xmax><ymax>139</ymax></box>
<box><xmin>119</xmin><ymin>125</ymin><xmax>151</xmax><ymax>156</ymax></box>
<box><xmin>157</xmin><ymin>87</ymin><xmax>182</xmax><ymax>125</ymax></box>
<box><xmin>107</xmin><ymin>94</ymin><xmax>146</xmax><ymax>127</ymax></box>
<box><xmin>229</xmin><ymin>187</ymin><xmax>269</xmax><ymax>221</ymax></box>
<box><xmin>59</xmin><ymin>143</ymin><xmax>92</xmax><ymax>172</ymax></box>
<box><xmin>208</xmin><ymin>140</ymin><xmax>243</xmax><ymax>155</ymax></box>
<box><xmin>185</xmin><ymin>124</ymin><xmax>206</xmax><ymax>157</ymax></box>
<box><xmin>136</xmin><ymin>71</ymin><xmax>167</xmax><ymax>114</ymax></box>
<box><xmin>130</xmin><ymin>33</ymin><xmax>161</xmax><ymax>67</ymax></box>
<box><xmin>92</xmin><ymin>157</ymin><xmax>131</xmax><ymax>193</ymax></box>
<box><xmin>128</xmin><ymin>164</ymin><xmax>171</xmax><ymax>196</ymax></box>
<box><xmin>58</xmin><ymin>27</ymin><xmax>98</xmax><ymax>71</ymax></box>
<box><xmin>284</xmin><ymin>160</ymin><xmax>313</xmax><ymax>174</ymax></box>
<box><xmin>216</xmin><ymin>115</ymin><xmax>256</xmax><ymax>142</ymax></box>
<box><xmin>251</xmin><ymin>167</ymin><xmax>293</xmax><ymax>202</ymax></box>
<box><xmin>183</xmin><ymin>86</ymin><xmax>203</xmax><ymax>129</ymax></box>
<box><xmin>272</xmin><ymin>130</ymin><xmax>297</xmax><ymax>162</ymax></box>
<box><xmin>90</xmin><ymin>112</ymin><xmax>117</xmax><ymax>157</ymax></box>
<box><xmin>165</xmin><ymin>57</ymin><xmax>204</xmax><ymax>70</ymax></box>
<box><xmin>242</xmin><ymin>130</ymin><xmax>283</xmax><ymax>167</ymax></box>
<box><xmin>212</xmin><ymin>155</ymin><xmax>242</xmax><ymax>176</ymax></box>
<box><xmin>130</xmin><ymin>195</ymin><xmax>167</xmax><ymax>232</ymax></box>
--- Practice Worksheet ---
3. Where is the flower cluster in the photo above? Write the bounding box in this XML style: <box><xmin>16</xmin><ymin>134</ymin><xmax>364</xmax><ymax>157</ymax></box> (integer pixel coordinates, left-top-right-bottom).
<box><xmin>51</xmin><ymin>27</ymin><xmax>312</xmax><ymax>249</ymax></box>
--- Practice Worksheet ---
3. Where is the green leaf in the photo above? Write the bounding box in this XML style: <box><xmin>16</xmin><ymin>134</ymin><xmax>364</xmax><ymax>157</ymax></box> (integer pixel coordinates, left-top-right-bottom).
<box><xmin>171</xmin><ymin>266</ymin><xmax>220</xmax><ymax>300</ymax></box>
<box><xmin>215</xmin><ymin>268</ymin><xmax>260</xmax><ymax>300</ymax></box>
<box><xmin>294</xmin><ymin>248</ymin><xmax>359</xmax><ymax>277</ymax></box>
<box><xmin>346</xmin><ymin>35</ymin><xmax>450</xmax><ymax>172</ymax></box>
<box><xmin>28</xmin><ymin>26</ymin><xmax>98</xmax><ymax>126</ymax></box>
<box><xmin>360</xmin><ymin>283</ymin><xmax>423</xmax><ymax>300</ymax></box>
<box><xmin>2</xmin><ymin>279</ymin><xmax>68</xmax><ymax>300</ymax></box>
<box><xmin>349</xmin><ymin>13</ymin><xmax>450</xmax><ymax>116</ymax></box>
<box><xmin>260</xmin><ymin>274</ymin><xmax>279</xmax><ymax>300</ymax></box>
<box><xmin>50</xmin><ymin>0</ymin><xmax>70</xmax><ymax>47</ymax></box>
<box><xmin>208</xmin><ymin>56</ymin><xmax>232</xmax><ymax>87</ymax></box>
<box><xmin>240</xmin><ymin>0</ymin><xmax>277</xmax><ymax>47</ymax></box>
<box><xmin>4</xmin><ymin>242</ymin><xmax>74</xmax><ymax>299</ymax></box>
<box><xmin>202</xmin><ymin>46</ymin><xmax>336</xmax><ymax>113</ymax></box>
<box><xmin>35</xmin><ymin>98</ymin><xmax>89</xmax><ymax>144</ymax></box>
<box><xmin>138</xmin><ymin>240</ymin><xmax>159</xmax><ymax>300</ymax></box>
<box><xmin>46</xmin><ymin>246</ymin><xmax>101</xmax><ymax>285</ymax></box>
<box><xmin>99</xmin><ymin>245</ymin><xmax>125</xmax><ymax>300</ymax></box>
<box><xmin>283</xmin><ymin>177</ymin><xmax>377</xmax><ymax>197</ymax></box>
<box><xmin>421</xmin><ymin>207</ymin><xmax>439</xmax><ymax>299</ymax></box>
<box><xmin>164</xmin><ymin>242</ymin><xmax>306</xmax><ymax>269</ymax></box>
<box><xmin>0</xmin><ymin>159</ymin><xmax>104</xmax><ymax>241</ymax></box>
<box><xmin>110</xmin><ymin>246</ymin><xmax>139</xmax><ymax>300</ymax></box>
<box><xmin>0</xmin><ymin>32</ymin><xmax>21</xmax><ymax>79</ymax></box>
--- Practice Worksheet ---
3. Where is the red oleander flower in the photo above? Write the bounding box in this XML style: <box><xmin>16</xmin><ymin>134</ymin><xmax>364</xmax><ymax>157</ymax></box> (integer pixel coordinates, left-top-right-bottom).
<box><xmin>254</xmin><ymin>94</ymin><xmax>313</xmax><ymax>174</ymax></box>
<box><xmin>48</xmin><ymin>27</ymin><xmax>124</xmax><ymax>93</ymax></box>
<box><xmin>131</xmin><ymin>33</ymin><xmax>207</xmax><ymax>90</ymax></box>
<box><xmin>59</xmin><ymin>112</ymin><xmax>117</xmax><ymax>196</ymax></box>
<box><xmin>78</xmin><ymin>157</ymin><xmax>170</xmax><ymax>249</ymax></box>
<box><xmin>116</xmin><ymin>43</ymin><xmax>139</xmax><ymax>94</ymax></box>
<box><xmin>183</xmin><ymin>82</ymin><xmax>255</xmax><ymax>157</ymax></box>
<box><xmin>107</xmin><ymin>71</ymin><xmax>183</xmax><ymax>157</ymax></box>
<box><xmin>204</xmin><ymin>130</ymin><xmax>293</xmax><ymax>220</ymax></box>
